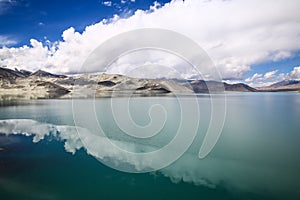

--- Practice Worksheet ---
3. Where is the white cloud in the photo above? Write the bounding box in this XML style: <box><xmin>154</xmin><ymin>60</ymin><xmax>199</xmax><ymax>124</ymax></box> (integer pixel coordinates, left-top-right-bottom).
<box><xmin>264</xmin><ymin>69</ymin><xmax>278</xmax><ymax>79</ymax></box>
<box><xmin>120</xmin><ymin>0</ymin><xmax>135</xmax><ymax>3</ymax></box>
<box><xmin>246</xmin><ymin>66</ymin><xmax>300</xmax><ymax>87</ymax></box>
<box><xmin>0</xmin><ymin>35</ymin><xmax>17</xmax><ymax>46</ymax></box>
<box><xmin>245</xmin><ymin>69</ymin><xmax>289</xmax><ymax>87</ymax></box>
<box><xmin>0</xmin><ymin>39</ymin><xmax>51</xmax><ymax>71</ymax></box>
<box><xmin>271</xmin><ymin>51</ymin><xmax>291</xmax><ymax>62</ymax></box>
<box><xmin>289</xmin><ymin>66</ymin><xmax>300</xmax><ymax>80</ymax></box>
<box><xmin>245</xmin><ymin>73</ymin><xmax>263</xmax><ymax>83</ymax></box>
<box><xmin>102</xmin><ymin>1</ymin><xmax>112</xmax><ymax>7</ymax></box>
<box><xmin>0</xmin><ymin>0</ymin><xmax>300</xmax><ymax>80</ymax></box>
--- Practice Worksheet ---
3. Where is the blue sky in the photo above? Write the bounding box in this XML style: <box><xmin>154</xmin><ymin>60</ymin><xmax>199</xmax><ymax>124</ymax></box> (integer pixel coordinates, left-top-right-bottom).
<box><xmin>0</xmin><ymin>0</ymin><xmax>170</xmax><ymax>46</ymax></box>
<box><xmin>250</xmin><ymin>51</ymin><xmax>300</xmax><ymax>76</ymax></box>
<box><xmin>0</xmin><ymin>0</ymin><xmax>299</xmax><ymax>86</ymax></box>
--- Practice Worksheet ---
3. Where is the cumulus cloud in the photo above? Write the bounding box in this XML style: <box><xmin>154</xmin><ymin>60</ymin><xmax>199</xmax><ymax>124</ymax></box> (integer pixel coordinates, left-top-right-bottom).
<box><xmin>0</xmin><ymin>39</ymin><xmax>52</xmax><ymax>71</ymax></box>
<box><xmin>0</xmin><ymin>0</ymin><xmax>300</xmax><ymax>80</ymax></box>
<box><xmin>288</xmin><ymin>66</ymin><xmax>300</xmax><ymax>80</ymax></box>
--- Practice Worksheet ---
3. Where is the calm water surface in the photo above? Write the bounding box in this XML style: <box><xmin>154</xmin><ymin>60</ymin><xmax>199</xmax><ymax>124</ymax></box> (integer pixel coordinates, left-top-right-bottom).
<box><xmin>0</xmin><ymin>92</ymin><xmax>300</xmax><ymax>200</ymax></box>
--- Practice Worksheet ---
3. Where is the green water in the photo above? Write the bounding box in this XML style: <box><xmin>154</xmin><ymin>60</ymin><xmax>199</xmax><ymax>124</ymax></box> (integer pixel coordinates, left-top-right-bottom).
<box><xmin>0</xmin><ymin>93</ymin><xmax>300</xmax><ymax>199</ymax></box>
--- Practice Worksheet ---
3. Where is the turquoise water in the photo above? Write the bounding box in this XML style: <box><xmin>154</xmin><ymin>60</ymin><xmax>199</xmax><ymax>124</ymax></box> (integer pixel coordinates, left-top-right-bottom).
<box><xmin>0</xmin><ymin>93</ymin><xmax>300</xmax><ymax>199</ymax></box>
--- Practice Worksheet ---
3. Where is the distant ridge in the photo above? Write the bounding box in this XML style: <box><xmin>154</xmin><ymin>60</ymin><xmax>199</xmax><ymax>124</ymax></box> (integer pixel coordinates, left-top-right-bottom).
<box><xmin>0</xmin><ymin>67</ymin><xmax>28</xmax><ymax>80</ymax></box>
<box><xmin>184</xmin><ymin>80</ymin><xmax>257</xmax><ymax>93</ymax></box>
<box><xmin>1</xmin><ymin>67</ymin><xmax>299</xmax><ymax>99</ymax></box>
<box><xmin>0</xmin><ymin>67</ymin><xmax>70</xmax><ymax>99</ymax></box>
<box><xmin>224</xmin><ymin>82</ymin><xmax>257</xmax><ymax>92</ymax></box>
<box><xmin>0</xmin><ymin>67</ymin><xmax>66</xmax><ymax>80</ymax></box>
<box><xmin>30</xmin><ymin>69</ymin><xmax>67</xmax><ymax>78</ymax></box>
<box><xmin>259</xmin><ymin>80</ymin><xmax>300</xmax><ymax>92</ymax></box>
<box><xmin>18</xmin><ymin>69</ymin><xmax>32</xmax><ymax>77</ymax></box>
<box><xmin>270</xmin><ymin>80</ymin><xmax>300</xmax><ymax>88</ymax></box>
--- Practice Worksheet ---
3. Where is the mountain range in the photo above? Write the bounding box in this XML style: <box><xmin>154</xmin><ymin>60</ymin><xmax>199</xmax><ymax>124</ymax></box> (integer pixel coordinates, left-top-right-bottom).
<box><xmin>0</xmin><ymin>67</ymin><xmax>299</xmax><ymax>99</ymax></box>
<box><xmin>258</xmin><ymin>80</ymin><xmax>300</xmax><ymax>92</ymax></box>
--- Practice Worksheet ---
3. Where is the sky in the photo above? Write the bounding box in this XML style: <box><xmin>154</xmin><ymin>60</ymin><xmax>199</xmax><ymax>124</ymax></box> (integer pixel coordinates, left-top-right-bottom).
<box><xmin>0</xmin><ymin>0</ymin><xmax>300</xmax><ymax>87</ymax></box>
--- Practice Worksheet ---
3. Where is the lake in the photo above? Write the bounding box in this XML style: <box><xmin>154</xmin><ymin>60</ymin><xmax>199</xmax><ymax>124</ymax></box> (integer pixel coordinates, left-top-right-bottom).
<box><xmin>0</xmin><ymin>92</ymin><xmax>300</xmax><ymax>200</ymax></box>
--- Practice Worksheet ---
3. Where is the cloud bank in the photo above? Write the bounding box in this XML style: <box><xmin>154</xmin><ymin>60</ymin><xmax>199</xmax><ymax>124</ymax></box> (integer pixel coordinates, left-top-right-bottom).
<box><xmin>0</xmin><ymin>0</ymin><xmax>300</xmax><ymax>81</ymax></box>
